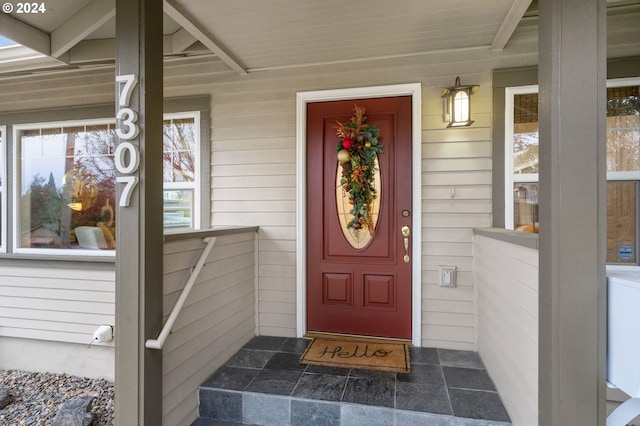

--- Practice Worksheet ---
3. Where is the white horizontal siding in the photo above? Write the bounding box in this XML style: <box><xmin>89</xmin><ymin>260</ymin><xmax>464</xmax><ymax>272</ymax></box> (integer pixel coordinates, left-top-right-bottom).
<box><xmin>0</xmin><ymin>38</ymin><xmax>539</xmax><ymax>350</ymax></box>
<box><xmin>0</xmin><ymin>265</ymin><xmax>115</xmax><ymax>346</ymax></box>
<box><xmin>191</xmin><ymin>48</ymin><xmax>505</xmax><ymax>346</ymax></box>
<box><xmin>422</xmin><ymin>170</ymin><xmax>492</xmax><ymax>186</ymax></box>
<box><xmin>0</xmin><ymin>52</ymin><xmax>508</xmax><ymax>350</ymax></box>
<box><xmin>0</xmin><ymin>12</ymin><xmax>634</xmax><ymax>422</ymax></box>
<box><xmin>421</xmin><ymin>84</ymin><xmax>491</xmax><ymax>350</ymax></box>
<box><xmin>474</xmin><ymin>234</ymin><xmax>539</xmax><ymax>426</ymax></box>
<box><xmin>0</xmin><ymin>68</ymin><xmax>115</xmax><ymax>112</ymax></box>
<box><xmin>161</xmin><ymin>231</ymin><xmax>257</xmax><ymax>426</ymax></box>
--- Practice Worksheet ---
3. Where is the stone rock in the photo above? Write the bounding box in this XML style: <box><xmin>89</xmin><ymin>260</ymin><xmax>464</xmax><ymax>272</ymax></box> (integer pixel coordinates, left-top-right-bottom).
<box><xmin>51</xmin><ymin>395</ymin><xmax>95</xmax><ymax>426</ymax></box>
<box><xmin>0</xmin><ymin>384</ymin><xmax>12</xmax><ymax>409</ymax></box>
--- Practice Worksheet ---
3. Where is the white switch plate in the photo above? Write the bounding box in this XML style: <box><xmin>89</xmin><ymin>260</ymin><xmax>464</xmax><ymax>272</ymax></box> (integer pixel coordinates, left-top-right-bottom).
<box><xmin>438</xmin><ymin>265</ymin><xmax>457</xmax><ymax>287</ymax></box>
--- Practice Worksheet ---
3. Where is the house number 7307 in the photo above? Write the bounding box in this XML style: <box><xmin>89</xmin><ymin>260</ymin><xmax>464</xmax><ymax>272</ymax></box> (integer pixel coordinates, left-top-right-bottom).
<box><xmin>115</xmin><ymin>74</ymin><xmax>140</xmax><ymax>207</ymax></box>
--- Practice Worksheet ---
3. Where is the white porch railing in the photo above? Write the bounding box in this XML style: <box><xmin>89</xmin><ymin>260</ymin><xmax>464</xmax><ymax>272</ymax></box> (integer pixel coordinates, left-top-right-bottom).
<box><xmin>160</xmin><ymin>227</ymin><xmax>257</xmax><ymax>426</ymax></box>
<box><xmin>474</xmin><ymin>229</ymin><xmax>539</xmax><ymax>426</ymax></box>
<box><xmin>146</xmin><ymin>236</ymin><xmax>217</xmax><ymax>350</ymax></box>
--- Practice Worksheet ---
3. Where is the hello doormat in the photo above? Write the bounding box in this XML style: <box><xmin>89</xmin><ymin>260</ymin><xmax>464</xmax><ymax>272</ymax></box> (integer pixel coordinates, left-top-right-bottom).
<box><xmin>300</xmin><ymin>337</ymin><xmax>410</xmax><ymax>373</ymax></box>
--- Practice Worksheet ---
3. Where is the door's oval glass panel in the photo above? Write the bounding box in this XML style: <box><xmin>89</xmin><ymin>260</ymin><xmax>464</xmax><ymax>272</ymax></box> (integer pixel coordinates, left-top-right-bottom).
<box><xmin>336</xmin><ymin>156</ymin><xmax>381</xmax><ymax>249</ymax></box>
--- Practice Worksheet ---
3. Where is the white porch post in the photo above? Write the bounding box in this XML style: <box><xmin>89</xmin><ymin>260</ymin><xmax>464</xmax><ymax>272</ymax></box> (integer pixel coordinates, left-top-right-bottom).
<box><xmin>114</xmin><ymin>0</ymin><xmax>164</xmax><ymax>424</ymax></box>
<box><xmin>538</xmin><ymin>0</ymin><xmax>607</xmax><ymax>424</ymax></box>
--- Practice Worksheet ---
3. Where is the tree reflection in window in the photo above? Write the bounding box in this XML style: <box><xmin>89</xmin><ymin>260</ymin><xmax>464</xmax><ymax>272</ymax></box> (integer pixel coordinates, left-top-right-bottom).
<box><xmin>163</xmin><ymin>118</ymin><xmax>196</xmax><ymax>183</ymax></box>
<box><xmin>16</xmin><ymin>114</ymin><xmax>199</xmax><ymax>251</ymax></box>
<box><xmin>19</xmin><ymin>124</ymin><xmax>116</xmax><ymax>249</ymax></box>
<box><xmin>162</xmin><ymin>116</ymin><xmax>197</xmax><ymax>229</ymax></box>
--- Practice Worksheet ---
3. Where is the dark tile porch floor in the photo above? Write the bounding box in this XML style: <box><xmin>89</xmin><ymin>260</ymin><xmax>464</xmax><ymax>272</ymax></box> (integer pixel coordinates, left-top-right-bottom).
<box><xmin>193</xmin><ymin>336</ymin><xmax>512</xmax><ymax>426</ymax></box>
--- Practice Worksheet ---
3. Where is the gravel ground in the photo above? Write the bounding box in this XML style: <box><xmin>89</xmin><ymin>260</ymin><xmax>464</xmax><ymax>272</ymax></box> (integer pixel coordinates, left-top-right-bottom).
<box><xmin>0</xmin><ymin>370</ymin><xmax>114</xmax><ymax>426</ymax></box>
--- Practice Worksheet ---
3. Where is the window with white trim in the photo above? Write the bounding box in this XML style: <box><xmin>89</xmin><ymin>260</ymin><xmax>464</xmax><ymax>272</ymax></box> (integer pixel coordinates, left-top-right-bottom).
<box><xmin>505</xmin><ymin>78</ymin><xmax>640</xmax><ymax>264</ymax></box>
<box><xmin>11</xmin><ymin>112</ymin><xmax>201</xmax><ymax>255</ymax></box>
<box><xmin>0</xmin><ymin>125</ymin><xmax>5</xmax><ymax>253</ymax></box>
<box><xmin>505</xmin><ymin>85</ymin><xmax>539</xmax><ymax>233</ymax></box>
<box><xmin>162</xmin><ymin>112</ymin><xmax>200</xmax><ymax>229</ymax></box>
<box><xmin>14</xmin><ymin>120</ymin><xmax>117</xmax><ymax>254</ymax></box>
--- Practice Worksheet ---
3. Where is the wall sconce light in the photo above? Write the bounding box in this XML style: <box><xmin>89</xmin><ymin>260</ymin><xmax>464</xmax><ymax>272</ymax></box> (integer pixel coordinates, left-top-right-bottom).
<box><xmin>442</xmin><ymin>76</ymin><xmax>479</xmax><ymax>128</ymax></box>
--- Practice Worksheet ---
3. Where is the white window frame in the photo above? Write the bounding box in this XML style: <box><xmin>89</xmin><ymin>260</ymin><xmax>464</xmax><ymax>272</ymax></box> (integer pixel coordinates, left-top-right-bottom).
<box><xmin>162</xmin><ymin>111</ymin><xmax>201</xmax><ymax>231</ymax></box>
<box><xmin>13</xmin><ymin>118</ymin><xmax>117</xmax><ymax>256</ymax></box>
<box><xmin>0</xmin><ymin>125</ymin><xmax>6</xmax><ymax>253</ymax></box>
<box><xmin>505</xmin><ymin>85</ymin><xmax>539</xmax><ymax>230</ymax></box>
<box><xmin>11</xmin><ymin>112</ymin><xmax>202</xmax><ymax>256</ymax></box>
<box><xmin>505</xmin><ymin>77</ymin><xmax>640</xmax><ymax>230</ymax></box>
<box><xmin>606</xmin><ymin>77</ymin><xmax>640</xmax><ymax>183</ymax></box>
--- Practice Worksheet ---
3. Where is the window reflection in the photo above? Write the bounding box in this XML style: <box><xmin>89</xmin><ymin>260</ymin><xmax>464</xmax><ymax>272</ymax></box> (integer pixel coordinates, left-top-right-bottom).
<box><xmin>607</xmin><ymin>181</ymin><xmax>637</xmax><ymax>263</ymax></box>
<box><xmin>19</xmin><ymin>123</ymin><xmax>116</xmax><ymax>250</ymax></box>
<box><xmin>513</xmin><ymin>93</ymin><xmax>539</xmax><ymax>175</ymax></box>
<box><xmin>15</xmin><ymin>114</ymin><xmax>199</xmax><ymax>251</ymax></box>
<box><xmin>163</xmin><ymin>115</ymin><xmax>198</xmax><ymax>230</ymax></box>
<box><xmin>507</xmin><ymin>82</ymin><xmax>640</xmax><ymax>264</ymax></box>
<box><xmin>513</xmin><ymin>183</ymin><xmax>538</xmax><ymax>233</ymax></box>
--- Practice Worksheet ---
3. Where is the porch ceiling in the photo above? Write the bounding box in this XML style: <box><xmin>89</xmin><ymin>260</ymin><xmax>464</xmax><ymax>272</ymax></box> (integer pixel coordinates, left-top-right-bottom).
<box><xmin>0</xmin><ymin>0</ymin><xmax>535</xmax><ymax>76</ymax></box>
<box><xmin>0</xmin><ymin>0</ymin><xmax>636</xmax><ymax>76</ymax></box>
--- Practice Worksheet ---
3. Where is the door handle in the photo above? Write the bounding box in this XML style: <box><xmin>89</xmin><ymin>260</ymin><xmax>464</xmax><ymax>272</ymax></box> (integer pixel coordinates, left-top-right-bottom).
<box><xmin>401</xmin><ymin>225</ymin><xmax>410</xmax><ymax>263</ymax></box>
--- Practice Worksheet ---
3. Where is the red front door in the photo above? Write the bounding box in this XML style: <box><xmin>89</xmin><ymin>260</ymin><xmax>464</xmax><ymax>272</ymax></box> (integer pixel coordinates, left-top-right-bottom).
<box><xmin>306</xmin><ymin>96</ymin><xmax>413</xmax><ymax>339</ymax></box>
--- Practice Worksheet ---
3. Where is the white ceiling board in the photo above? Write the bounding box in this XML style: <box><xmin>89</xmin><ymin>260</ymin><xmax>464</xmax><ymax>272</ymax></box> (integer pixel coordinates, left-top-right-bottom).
<box><xmin>0</xmin><ymin>0</ymin><xmax>520</xmax><ymax>73</ymax></box>
<box><xmin>1</xmin><ymin>0</ymin><xmax>638</xmax><ymax>76</ymax></box>
<box><xmin>492</xmin><ymin>0</ymin><xmax>534</xmax><ymax>50</ymax></box>
<box><xmin>6</xmin><ymin>0</ymin><xmax>95</xmax><ymax>32</ymax></box>
<box><xmin>164</xmin><ymin>0</ymin><xmax>247</xmax><ymax>74</ymax></box>
<box><xmin>65</xmin><ymin>36</ymin><xmax>211</xmax><ymax>65</ymax></box>
<box><xmin>84</xmin><ymin>13</ymin><xmax>184</xmax><ymax>40</ymax></box>
<box><xmin>0</xmin><ymin>44</ymin><xmax>47</xmax><ymax>64</ymax></box>
<box><xmin>51</xmin><ymin>0</ymin><xmax>116</xmax><ymax>58</ymax></box>
<box><xmin>0</xmin><ymin>13</ymin><xmax>50</xmax><ymax>55</ymax></box>
<box><xmin>170</xmin><ymin>0</ymin><xmax>515</xmax><ymax>69</ymax></box>
<box><xmin>171</xmin><ymin>28</ymin><xmax>198</xmax><ymax>53</ymax></box>
<box><xmin>0</xmin><ymin>44</ymin><xmax>66</xmax><ymax>75</ymax></box>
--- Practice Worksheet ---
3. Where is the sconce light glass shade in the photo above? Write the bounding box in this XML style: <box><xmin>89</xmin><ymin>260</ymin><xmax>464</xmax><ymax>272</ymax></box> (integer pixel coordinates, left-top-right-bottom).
<box><xmin>442</xmin><ymin>76</ymin><xmax>479</xmax><ymax>128</ymax></box>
